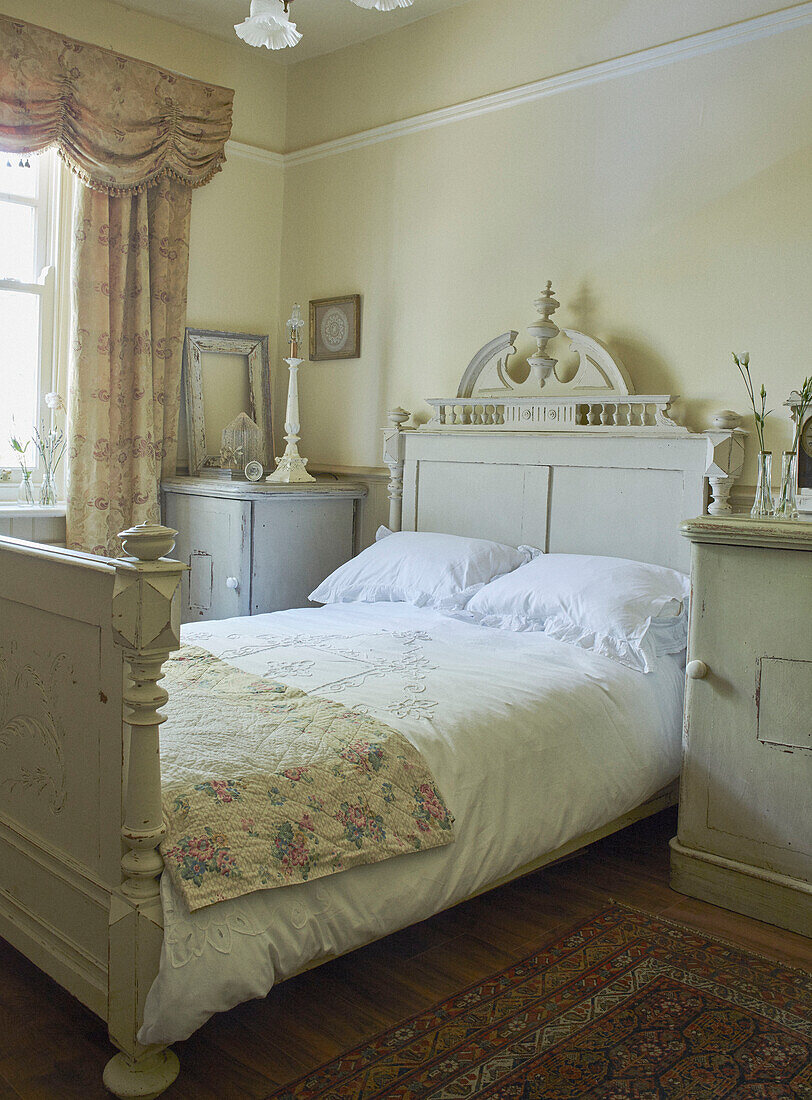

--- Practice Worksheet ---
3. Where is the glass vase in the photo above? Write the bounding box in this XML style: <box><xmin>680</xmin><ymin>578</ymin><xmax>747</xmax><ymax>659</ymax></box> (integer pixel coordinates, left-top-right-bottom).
<box><xmin>750</xmin><ymin>451</ymin><xmax>774</xmax><ymax>518</ymax></box>
<box><xmin>773</xmin><ymin>450</ymin><xmax>797</xmax><ymax>519</ymax></box>
<box><xmin>39</xmin><ymin>469</ymin><xmax>57</xmax><ymax>506</ymax></box>
<box><xmin>16</xmin><ymin>473</ymin><xmax>34</xmax><ymax>505</ymax></box>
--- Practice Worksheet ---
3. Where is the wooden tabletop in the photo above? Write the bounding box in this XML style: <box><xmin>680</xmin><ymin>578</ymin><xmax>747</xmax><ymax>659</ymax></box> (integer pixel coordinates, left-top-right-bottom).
<box><xmin>681</xmin><ymin>514</ymin><xmax>812</xmax><ymax>550</ymax></box>
<box><xmin>161</xmin><ymin>475</ymin><xmax>368</xmax><ymax>501</ymax></box>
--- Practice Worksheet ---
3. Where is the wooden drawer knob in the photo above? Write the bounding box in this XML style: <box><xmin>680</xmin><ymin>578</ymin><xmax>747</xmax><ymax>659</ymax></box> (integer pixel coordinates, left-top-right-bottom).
<box><xmin>686</xmin><ymin>660</ymin><xmax>709</xmax><ymax>680</ymax></box>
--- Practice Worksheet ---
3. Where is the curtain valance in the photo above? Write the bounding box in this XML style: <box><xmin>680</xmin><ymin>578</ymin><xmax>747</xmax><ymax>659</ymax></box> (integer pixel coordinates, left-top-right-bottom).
<box><xmin>0</xmin><ymin>15</ymin><xmax>234</xmax><ymax>194</ymax></box>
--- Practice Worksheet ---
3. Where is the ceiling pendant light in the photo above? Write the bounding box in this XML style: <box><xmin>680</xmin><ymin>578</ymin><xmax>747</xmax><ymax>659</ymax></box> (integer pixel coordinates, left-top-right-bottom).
<box><xmin>235</xmin><ymin>0</ymin><xmax>414</xmax><ymax>50</ymax></box>
<box><xmin>234</xmin><ymin>0</ymin><xmax>301</xmax><ymax>50</ymax></box>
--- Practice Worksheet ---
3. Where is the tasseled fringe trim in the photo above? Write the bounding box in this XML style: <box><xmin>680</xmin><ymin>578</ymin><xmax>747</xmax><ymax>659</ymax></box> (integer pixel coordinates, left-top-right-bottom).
<box><xmin>56</xmin><ymin>146</ymin><xmax>227</xmax><ymax>195</ymax></box>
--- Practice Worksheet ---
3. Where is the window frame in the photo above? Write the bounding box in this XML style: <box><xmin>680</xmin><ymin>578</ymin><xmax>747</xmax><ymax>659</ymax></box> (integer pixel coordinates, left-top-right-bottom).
<box><xmin>0</xmin><ymin>150</ymin><xmax>60</xmax><ymax>491</ymax></box>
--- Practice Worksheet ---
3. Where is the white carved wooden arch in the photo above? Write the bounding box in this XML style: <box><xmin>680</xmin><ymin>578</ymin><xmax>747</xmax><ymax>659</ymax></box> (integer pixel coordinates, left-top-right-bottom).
<box><xmin>429</xmin><ymin>284</ymin><xmax>684</xmax><ymax>433</ymax></box>
<box><xmin>384</xmin><ymin>284</ymin><xmax>746</xmax><ymax>530</ymax></box>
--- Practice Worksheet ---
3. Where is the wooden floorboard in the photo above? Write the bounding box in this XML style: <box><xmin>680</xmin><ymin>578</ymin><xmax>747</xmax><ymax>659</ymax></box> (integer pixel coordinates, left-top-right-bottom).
<box><xmin>0</xmin><ymin>806</ymin><xmax>808</xmax><ymax>1098</ymax></box>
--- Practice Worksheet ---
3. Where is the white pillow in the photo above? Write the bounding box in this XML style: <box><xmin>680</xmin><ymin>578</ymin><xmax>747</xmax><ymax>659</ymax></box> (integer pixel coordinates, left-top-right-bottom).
<box><xmin>464</xmin><ymin>553</ymin><xmax>690</xmax><ymax>672</ymax></box>
<box><xmin>309</xmin><ymin>529</ymin><xmax>537</xmax><ymax>610</ymax></box>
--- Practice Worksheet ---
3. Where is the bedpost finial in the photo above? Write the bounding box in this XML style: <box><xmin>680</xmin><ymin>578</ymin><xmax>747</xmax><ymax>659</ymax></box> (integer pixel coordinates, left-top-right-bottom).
<box><xmin>119</xmin><ymin>523</ymin><xmax>177</xmax><ymax>561</ymax></box>
<box><xmin>387</xmin><ymin>407</ymin><xmax>410</xmax><ymax>429</ymax></box>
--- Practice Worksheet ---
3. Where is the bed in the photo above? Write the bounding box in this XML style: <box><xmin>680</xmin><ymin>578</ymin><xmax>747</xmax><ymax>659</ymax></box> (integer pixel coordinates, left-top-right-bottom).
<box><xmin>0</xmin><ymin>288</ymin><xmax>744</xmax><ymax>1098</ymax></box>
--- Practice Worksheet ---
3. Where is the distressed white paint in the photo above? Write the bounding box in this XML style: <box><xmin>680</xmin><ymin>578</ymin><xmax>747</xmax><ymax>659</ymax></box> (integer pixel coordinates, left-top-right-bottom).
<box><xmin>266</xmin><ymin>358</ymin><xmax>316</xmax><ymax>483</ymax></box>
<box><xmin>383</xmin><ymin>323</ymin><xmax>743</xmax><ymax>570</ymax></box>
<box><xmin>162</xmin><ymin>477</ymin><xmax>366</xmax><ymax>623</ymax></box>
<box><xmin>0</xmin><ymin>397</ymin><xmax>746</xmax><ymax>1098</ymax></box>
<box><xmin>0</xmin><ymin>504</ymin><xmax>66</xmax><ymax>545</ymax></box>
<box><xmin>0</xmin><ymin>528</ymin><xmax>183</xmax><ymax>1098</ymax></box>
<box><xmin>671</xmin><ymin>515</ymin><xmax>812</xmax><ymax>937</ymax></box>
<box><xmin>182</xmin><ymin>329</ymin><xmax>272</xmax><ymax>476</ymax></box>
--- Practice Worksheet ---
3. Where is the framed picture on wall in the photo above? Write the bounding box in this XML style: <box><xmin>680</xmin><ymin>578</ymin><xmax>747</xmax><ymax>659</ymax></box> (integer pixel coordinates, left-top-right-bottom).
<box><xmin>309</xmin><ymin>294</ymin><xmax>361</xmax><ymax>361</ymax></box>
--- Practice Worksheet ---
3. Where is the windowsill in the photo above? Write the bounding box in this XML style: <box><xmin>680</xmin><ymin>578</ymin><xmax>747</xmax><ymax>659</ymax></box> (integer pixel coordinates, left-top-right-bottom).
<box><xmin>0</xmin><ymin>502</ymin><xmax>66</xmax><ymax>518</ymax></box>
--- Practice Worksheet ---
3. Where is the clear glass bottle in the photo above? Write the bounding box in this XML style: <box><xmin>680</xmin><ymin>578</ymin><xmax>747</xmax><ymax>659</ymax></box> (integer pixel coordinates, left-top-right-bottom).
<box><xmin>39</xmin><ymin>468</ymin><xmax>57</xmax><ymax>506</ymax></box>
<box><xmin>773</xmin><ymin>450</ymin><xmax>797</xmax><ymax>519</ymax></box>
<box><xmin>17</xmin><ymin>472</ymin><xmax>34</xmax><ymax>505</ymax></box>
<box><xmin>750</xmin><ymin>451</ymin><xmax>774</xmax><ymax>518</ymax></box>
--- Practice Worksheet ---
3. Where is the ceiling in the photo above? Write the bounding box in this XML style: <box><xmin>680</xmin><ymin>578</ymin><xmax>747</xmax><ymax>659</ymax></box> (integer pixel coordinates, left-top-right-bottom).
<box><xmin>109</xmin><ymin>0</ymin><xmax>469</xmax><ymax>63</ymax></box>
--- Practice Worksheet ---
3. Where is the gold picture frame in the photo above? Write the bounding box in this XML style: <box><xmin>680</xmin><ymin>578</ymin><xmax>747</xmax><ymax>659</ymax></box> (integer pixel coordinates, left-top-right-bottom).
<box><xmin>309</xmin><ymin>294</ymin><xmax>361</xmax><ymax>361</ymax></box>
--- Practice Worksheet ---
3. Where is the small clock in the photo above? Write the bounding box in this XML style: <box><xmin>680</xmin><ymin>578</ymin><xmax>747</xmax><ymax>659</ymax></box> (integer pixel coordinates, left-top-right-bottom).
<box><xmin>244</xmin><ymin>460</ymin><xmax>264</xmax><ymax>482</ymax></box>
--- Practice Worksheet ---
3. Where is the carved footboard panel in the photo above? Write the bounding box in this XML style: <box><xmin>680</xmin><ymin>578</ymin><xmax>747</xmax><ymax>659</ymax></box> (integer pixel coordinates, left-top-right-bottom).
<box><xmin>0</xmin><ymin>530</ymin><xmax>185</xmax><ymax>1099</ymax></box>
<box><xmin>0</xmin><ymin>537</ymin><xmax>123</xmax><ymax>1017</ymax></box>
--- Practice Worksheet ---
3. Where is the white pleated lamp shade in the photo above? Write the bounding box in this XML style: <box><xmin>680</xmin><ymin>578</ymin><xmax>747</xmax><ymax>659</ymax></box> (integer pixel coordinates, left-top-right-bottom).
<box><xmin>235</xmin><ymin>0</ymin><xmax>302</xmax><ymax>49</ymax></box>
<box><xmin>349</xmin><ymin>0</ymin><xmax>414</xmax><ymax>9</ymax></box>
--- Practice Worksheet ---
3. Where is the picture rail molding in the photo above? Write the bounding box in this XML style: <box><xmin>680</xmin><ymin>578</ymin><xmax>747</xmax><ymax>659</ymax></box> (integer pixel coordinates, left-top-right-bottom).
<box><xmin>221</xmin><ymin>2</ymin><xmax>811</xmax><ymax>170</ymax></box>
<box><xmin>288</xmin><ymin>4</ymin><xmax>812</xmax><ymax>166</ymax></box>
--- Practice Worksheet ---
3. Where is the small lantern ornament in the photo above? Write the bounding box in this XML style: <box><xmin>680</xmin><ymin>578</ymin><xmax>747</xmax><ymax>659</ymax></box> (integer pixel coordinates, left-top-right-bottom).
<box><xmin>220</xmin><ymin>412</ymin><xmax>264</xmax><ymax>477</ymax></box>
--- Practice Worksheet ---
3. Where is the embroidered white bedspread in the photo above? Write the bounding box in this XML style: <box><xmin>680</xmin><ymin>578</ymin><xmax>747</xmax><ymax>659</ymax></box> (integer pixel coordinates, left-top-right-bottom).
<box><xmin>140</xmin><ymin>603</ymin><xmax>684</xmax><ymax>1046</ymax></box>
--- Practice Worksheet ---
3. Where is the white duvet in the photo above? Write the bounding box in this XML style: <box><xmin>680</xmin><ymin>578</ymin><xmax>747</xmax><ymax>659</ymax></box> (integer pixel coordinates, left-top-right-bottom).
<box><xmin>139</xmin><ymin>602</ymin><xmax>683</xmax><ymax>1045</ymax></box>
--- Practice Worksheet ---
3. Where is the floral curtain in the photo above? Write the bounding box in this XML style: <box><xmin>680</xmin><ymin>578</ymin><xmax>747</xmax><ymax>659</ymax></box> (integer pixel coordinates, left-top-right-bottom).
<box><xmin>0</xmin><ymin>15</ymin><xmax>233</xmax><ymax>194</ymax></box>
<box><xmin>0</xmin><ymin>14</ymin><xmax>234</xmax><ymax>554</ymax></box>
<box><xmin>67</xmin><ymin>177</ymin><xmax>191</xmax><ymax>555</ymax></box>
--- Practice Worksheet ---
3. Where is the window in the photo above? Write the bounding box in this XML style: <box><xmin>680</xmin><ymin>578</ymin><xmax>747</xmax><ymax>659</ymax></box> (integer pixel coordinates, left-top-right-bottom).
<box><xmin>0</xmin><ymin>150</ymin><xmax>58</xmax><ymax>474</ymax></box>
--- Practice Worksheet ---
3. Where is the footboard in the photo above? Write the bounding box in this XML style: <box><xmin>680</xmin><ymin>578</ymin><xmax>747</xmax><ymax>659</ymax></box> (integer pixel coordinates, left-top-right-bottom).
<box><xmin>0</xmin><ymin>525</ymin><xmax>184</xmax><ymax>1097</ymax></box>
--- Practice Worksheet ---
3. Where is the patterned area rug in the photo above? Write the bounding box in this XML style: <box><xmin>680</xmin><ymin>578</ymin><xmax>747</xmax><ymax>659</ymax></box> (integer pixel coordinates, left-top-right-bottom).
<box><xmin>267</xmin><ymin>903</ymin><xmax>811</xmax><ymax>1099</ymax></box>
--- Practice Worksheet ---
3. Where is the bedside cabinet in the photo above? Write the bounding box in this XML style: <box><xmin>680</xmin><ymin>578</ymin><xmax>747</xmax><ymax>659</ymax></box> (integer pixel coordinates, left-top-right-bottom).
<box><xmin>670</xmin><ymin>516</ymin><xmax>812</xmax><ymax>936</ymax></box>
<box><xmin>162</xmin><ymin>477</ymin><xmax>366</xmax><ymax>624</ymax></box>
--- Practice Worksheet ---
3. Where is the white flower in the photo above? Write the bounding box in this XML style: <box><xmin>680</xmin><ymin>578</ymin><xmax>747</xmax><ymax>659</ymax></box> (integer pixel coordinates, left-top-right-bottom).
<box><xmin>45</xmin><ymin>391</ymin><xmax>65</xmax><ymax>411</ymax></box>
<box><xmin>738</xmin><ymin>352</ymin><xmax>750</xmax><ymax>366</ymax></box>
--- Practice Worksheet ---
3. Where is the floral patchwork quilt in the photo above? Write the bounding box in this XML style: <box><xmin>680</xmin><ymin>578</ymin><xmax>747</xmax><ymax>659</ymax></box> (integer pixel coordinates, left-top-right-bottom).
<box><xmin>158</xmin><ymin>646</ymin><xmax>455</xmax><ymax>911</ymax></box>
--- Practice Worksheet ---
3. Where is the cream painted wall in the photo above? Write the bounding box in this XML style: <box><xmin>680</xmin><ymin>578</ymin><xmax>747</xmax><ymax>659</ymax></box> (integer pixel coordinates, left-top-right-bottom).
<box><xmin>2</xmin><ymin>0</ymin><xmax>287</xmax><ymax>470</ymax></box>
<box><xmin>285</xmin><ymin>0</ymin><xmax>786</xmax><ymax>147</ymax></box>
<box><xmin>280</xmin><ymin>1</ymin><xmax>812</xmax><ymax>489</ymax></box>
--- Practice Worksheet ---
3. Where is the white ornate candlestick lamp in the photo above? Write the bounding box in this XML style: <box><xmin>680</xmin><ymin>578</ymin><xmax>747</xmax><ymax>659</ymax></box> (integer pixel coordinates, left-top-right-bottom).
<box><xmin>267</xmin><ymin>303</ymin><xmax>316</xmax><ymax>483</ymax></box>
<box><xmin>527</xmin><ymin>281</ymin><xmax>560</xmax><ymax>388</ymax></box>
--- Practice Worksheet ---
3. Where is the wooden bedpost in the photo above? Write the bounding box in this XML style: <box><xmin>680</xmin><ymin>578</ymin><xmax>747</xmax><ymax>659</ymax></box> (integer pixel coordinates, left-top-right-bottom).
<box><xmin>382</xmin><ymin>407</ymin><xmax>410</xmax><ymax>532</ymax></box>
<box><xmin>104</xmin><ymin>524</ymin><xmax>184</xmax><ymax>1100</ymax></box>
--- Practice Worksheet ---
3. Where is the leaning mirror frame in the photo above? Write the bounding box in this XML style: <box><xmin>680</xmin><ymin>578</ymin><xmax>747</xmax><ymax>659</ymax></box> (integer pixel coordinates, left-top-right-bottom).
<box><xmin>181</xmin><ymin>328</ymin><xmax>272</xmax><ymax>476</ymax></box>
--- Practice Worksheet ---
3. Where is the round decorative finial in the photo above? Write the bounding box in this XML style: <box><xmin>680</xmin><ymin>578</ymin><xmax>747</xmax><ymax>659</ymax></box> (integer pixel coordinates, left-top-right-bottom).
<box><xmin>528</xmin><ymin>281</ymin><xmax>560</xmax><ymax>389</ymax></box>
<box><xmin>712</xmin><ymin>410</ymin><xmax>742</xmax><ymax>430</ymax></box>
<box><xmin>118</xmin><ymin>523</ymin><xmax>177</xmax><ymax>561</ymax></box>
<box><xmin>532</xmin><ymin>282</ymin><xmax>560</xmax><ymax>322</ymax></box>
<box><xmin>387</xmin><ymin>407</ymin><xmax>410</xmax><ymax>428</ymax></box>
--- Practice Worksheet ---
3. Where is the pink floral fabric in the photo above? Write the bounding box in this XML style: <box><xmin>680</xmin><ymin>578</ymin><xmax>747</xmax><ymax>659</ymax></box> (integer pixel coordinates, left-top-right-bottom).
<box><xmin>0</xmin><ymin>14</ymin><xmax>233</xmax><ymax>194</ymax></box>
<box><xmin>0</xmin><ymin>14</ymin><xmax>232</xmax><ymax>554</ymax></box>
<box><xmin>159</xmin><ymin>647</ymin><xmax>455</xmax><ymax>911</ymax></box>
<box><xmin>66</xmin><ymin>176</ymin><xmax>191</xmax><ymax>555</ymax></box>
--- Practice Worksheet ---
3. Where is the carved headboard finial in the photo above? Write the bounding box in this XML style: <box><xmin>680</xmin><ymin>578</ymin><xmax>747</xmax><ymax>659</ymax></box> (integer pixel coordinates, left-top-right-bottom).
<box><xmin>533</xmin><ymin>281</ymin><xmax>559</xmax><ymax>320</ymax></box>
<box><xmin>527</xmin><ymin>281</ymin><xmax>560</xmax><ymax>389</ymax></box>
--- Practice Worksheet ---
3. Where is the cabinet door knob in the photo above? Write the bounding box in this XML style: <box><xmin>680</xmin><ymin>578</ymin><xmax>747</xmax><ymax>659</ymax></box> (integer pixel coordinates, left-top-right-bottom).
<box><xmin>225</xmin><ymin>576</ymin><xmax>239</xmax><ymax>591</ymax></box>
<box><xmin>686</xmin><ymin>660</ymin><xmax>709</xmax><ymax>680</ymax></box>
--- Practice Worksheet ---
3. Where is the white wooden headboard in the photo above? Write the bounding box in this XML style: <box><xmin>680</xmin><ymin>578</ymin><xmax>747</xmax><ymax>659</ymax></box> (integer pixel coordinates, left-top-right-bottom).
<box><xmin>383</xmin><ymin>285</ymin><xmax>744</xmax><ymax>574</ymax></box>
